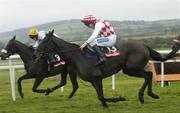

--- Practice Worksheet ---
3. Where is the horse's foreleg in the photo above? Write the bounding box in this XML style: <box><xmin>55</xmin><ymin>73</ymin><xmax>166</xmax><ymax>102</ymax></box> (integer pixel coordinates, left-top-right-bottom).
<box><xmin>32</xmin><ymin>77</ymin><xmax>47</xmax><ymax>93</ymax></box>
<box><xmin>146</xmin><ymin>71</ymin><xmax>159</xmax><ymax>99</ymax></box>
<box><xmin>45</xmin><ymin>72</ymin><xmax>68</xmax><ymax>96</ymax></box>
<box><xmin>91</xmin><ymin>79</ymin><xmax>108</xmax><ymax>108</ymax></box>
<box><xmin>68</xmin><ymin>72</ymin><xmax>78</xmax><ymax>98</ymax></box>
<box><xmin>17</xmin><ymin>74</ymin><xmax>34</xmax><ymax>98</ymax></box>
<box><xmin>92</xmin><ymin>79</ymin><xmax>125</xmax><ymax>108</ymax></box>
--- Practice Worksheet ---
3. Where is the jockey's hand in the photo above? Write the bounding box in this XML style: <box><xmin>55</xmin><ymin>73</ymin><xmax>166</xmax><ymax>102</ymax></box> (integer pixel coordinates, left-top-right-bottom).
<box><xmin>28</xmin><ymin>45</ymin><xmax>34</xmax><ymax>50</ymax></box>
<box><xmin>80</xmin><ymin>42</ymin><xmax>88</xmax><ymax>50</ymax></box>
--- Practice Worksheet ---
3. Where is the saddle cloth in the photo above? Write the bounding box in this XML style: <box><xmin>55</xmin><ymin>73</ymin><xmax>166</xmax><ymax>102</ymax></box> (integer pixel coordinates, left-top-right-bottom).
<box><xmin>47</xmin><ymin>53</ymin><xmax>65</xmax><ymax>67</ymax></box>
<box><xmin>84</xmin><ymin>46</ymin><xmax>120</xmax><ymax>58</ymax></box>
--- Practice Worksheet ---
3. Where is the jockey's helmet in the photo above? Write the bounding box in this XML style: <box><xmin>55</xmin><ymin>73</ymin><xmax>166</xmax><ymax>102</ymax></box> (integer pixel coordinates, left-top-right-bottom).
<box><xmin>81</xmin><ymin>15</ymin><xmax>98</xmax><ymax>26</ymax></box>
<box><xmin>28</xmin><ymin>28</ymin><xmax>39</xmax><ymax>39</ymax></box>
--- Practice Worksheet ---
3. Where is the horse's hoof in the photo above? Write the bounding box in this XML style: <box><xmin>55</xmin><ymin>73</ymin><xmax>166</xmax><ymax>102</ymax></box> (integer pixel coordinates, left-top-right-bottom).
<box><xmin>102</xmin><ymin>103</ymin><xmax>108</xmax><ymax>109</ymax></box>
<box><xmin>118</xmin><ymin>96</ymin><xmax>126</xmax><ymax>101</ymax></box>
<box><xmin>45</xmin><ymin>92</ymin><xmax>49</xmax><ymax>96</ymax></box>
<box><xmin>45</xmin><ymin>88</ymin><xmax>52</xmax><ymax>96</ymax></box>
<box><xmin>139</xmin><ymin>93</ymin><xmax>144</xmax><ymax>104</ymax></box>
<box><xmin>140</xmin><ymin>100</ymin><xmax>144</xmax><ymax>104</ymax></box>
<box><xmin>148</xmin><ymin>93</ymin><xmax>160</xmax><ymax>99</ymax></box>
<box><xmin>20</xmin><ymin>93</ymin><xmax>24</xmax><ymax>99</ymax></box>
<box><xmin>139</xmin><ymin>97</ymin><xmax>144</xmax><ymax>104</ymax></box>
<box><xmin>103</xmin><ymin>106</ymin><xmax>109</xmax><ymax>110</ymax></box>
<box><xmin>68</xmin><ymin>95</ymin><xmax>73</xmax><ymax>99</ymax></box>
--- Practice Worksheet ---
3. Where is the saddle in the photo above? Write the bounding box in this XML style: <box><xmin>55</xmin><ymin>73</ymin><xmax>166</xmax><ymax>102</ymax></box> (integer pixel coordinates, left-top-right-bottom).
<box><xmin>46</xmin><ymin>53</ymin><xmax>65</xmax><ymax>67</ymax></box>
<box><xmin>84</xmin><ymin>45</ymin><xmax>120</xmax><ymax>58</ymax></box>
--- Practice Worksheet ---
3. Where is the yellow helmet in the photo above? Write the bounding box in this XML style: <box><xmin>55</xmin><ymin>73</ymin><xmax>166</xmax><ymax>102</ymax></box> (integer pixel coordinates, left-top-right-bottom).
<box><xmin>28</xmin><ymin>28</ymin><xmax>39</xmax><ymax>36</ymax></box>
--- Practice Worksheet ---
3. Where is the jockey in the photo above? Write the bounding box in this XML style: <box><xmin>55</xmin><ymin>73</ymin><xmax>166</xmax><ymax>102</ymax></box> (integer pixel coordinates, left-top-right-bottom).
<box><xmin>80</xmin><ymin>15</ymin><xmax>117</xmax><ymax>65</ymax></box>
<box><xmin>28</xmin><ymin>28</ymin><xmax>59</xmax><ymax>49</ymax></box>
<box><xmin>28</xmin><ymin>28</ymin><xmax>60</xmax><ymax>63</ymax></box>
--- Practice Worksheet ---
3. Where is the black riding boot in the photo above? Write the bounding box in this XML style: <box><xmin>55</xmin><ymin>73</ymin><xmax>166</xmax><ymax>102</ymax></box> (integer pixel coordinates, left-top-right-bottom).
<box><xmin>92</xmin><ymin>45</ymin><xmax>106</xmax><ymax>65</ymax></box>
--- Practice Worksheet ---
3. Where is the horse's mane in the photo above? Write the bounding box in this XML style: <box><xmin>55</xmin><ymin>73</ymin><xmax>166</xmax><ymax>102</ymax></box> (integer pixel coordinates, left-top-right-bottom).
<box><xmin>52</xmin><ymin>36</ymin><xmax>80</xmax><ymax>48</ymax></box>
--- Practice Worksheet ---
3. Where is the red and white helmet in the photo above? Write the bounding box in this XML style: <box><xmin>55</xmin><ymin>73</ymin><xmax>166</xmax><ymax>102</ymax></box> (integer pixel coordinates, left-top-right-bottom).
<box><xmin>81</xmin><ymin>15</ymin><xmax>98</xmax><ymax>24</ymax></box>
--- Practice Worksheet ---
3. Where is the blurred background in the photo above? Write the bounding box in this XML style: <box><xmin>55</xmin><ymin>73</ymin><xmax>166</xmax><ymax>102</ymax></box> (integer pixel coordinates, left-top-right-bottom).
<box><xmin>0</xmin><ymin>0</ymin><xmax>180</xmax><ymax>49</ymax></box>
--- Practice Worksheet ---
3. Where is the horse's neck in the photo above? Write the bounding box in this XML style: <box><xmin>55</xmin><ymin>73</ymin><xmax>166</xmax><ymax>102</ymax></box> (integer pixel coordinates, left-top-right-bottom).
<box><xmin>53</xmin><ymin>37</ymin><xmax>83</xmax><ymax>63</ymax></box>
<box><xmin>15</xmin><ymin>41</ymin><xmax>33</xmax><ymax>64</ymax></box>
<box><xmin>53</xmin><ymin>37</ymin><xmax>79</xmax><ymax>50</ymax></box>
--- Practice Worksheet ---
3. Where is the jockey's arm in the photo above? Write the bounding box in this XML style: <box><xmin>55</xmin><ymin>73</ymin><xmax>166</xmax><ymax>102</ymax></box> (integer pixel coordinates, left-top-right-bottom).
<box><xmin>32</xmin><ymin>31</ymin><xmax>45</xmax><ymax>49</ymax></box>
<box><xmin>86</xmin><ymin>22</ymin><xmax>105</xmax><ymax>44</ymax></box>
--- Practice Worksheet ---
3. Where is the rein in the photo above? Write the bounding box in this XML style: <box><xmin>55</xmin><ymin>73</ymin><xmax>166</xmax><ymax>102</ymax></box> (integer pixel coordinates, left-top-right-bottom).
<box><xmin>36</xmin><ymin>47</ymin><xmax>80</xmax><ymax>58</ymax></box>
<box><xmin>54</xmin><ymin>48</ymin><xmax>80</xmax><ymax>54</ymax></box>
<box><xmin>35</xmin><ymin>37</ymin><xmax>81</xmax><ymax>61</ymax></box>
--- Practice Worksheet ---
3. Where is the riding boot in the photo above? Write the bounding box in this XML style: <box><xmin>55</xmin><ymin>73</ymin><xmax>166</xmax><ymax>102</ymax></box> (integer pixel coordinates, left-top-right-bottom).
<box><xmin>92</xmin><ymin>45</ymin><xmax>106</xmax><ymax>65</ymax></box>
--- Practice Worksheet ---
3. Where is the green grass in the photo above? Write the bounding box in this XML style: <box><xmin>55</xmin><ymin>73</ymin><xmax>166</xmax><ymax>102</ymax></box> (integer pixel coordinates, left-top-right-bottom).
<box><xmin>0</xmin><ymin>70</ymin><xmax>180</xmax><ymax>113</ymax></box>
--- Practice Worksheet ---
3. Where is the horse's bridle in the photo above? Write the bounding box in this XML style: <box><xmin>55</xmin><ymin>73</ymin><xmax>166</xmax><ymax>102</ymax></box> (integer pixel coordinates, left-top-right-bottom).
<box><xmin>34</xmin><ymin>47</ymin><xmax>80</xmax><ymax>62</ymax></box>
<box><xmin>0</xmin><ymin>45</ymin><xmax>17</xmax><ymax>59</ymax></box>
<box><xmin>34</xmin><ymin>37</ymin><xmax>80</xmax><ymax>61</ymax></box>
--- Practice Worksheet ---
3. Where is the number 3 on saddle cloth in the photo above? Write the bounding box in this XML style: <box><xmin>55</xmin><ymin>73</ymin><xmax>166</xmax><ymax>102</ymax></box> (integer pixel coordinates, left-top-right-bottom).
<box><xmin>83</xmin><ymin>45</ymin><xmax>120</xmax><ymax>58</ymax></box>
<box><xmin>47</xmin><ymin>53</ymin><xmax>65</xmax><ymax>68</ymax></box>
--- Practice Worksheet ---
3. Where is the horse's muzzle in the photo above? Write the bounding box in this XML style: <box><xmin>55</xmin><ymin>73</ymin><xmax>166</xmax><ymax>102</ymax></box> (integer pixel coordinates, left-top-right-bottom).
<box><xmin>0</xmin><ymin>49</ymin><xmax>10</xmax><ymax>60</ymax></box>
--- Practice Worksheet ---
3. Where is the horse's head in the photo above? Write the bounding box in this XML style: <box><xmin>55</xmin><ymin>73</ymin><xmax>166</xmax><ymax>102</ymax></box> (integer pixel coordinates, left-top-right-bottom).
<box><xmin>34</xmin><ymin>30</ymin><xmax>56</xmax><ymax>61</ymax></box>
<box><xmin>0</xmin><ymin>36</ymin><xmax>17</xmax><ymax>60</ymax></box>
<box><xmin>172</xmin><ymin>35</ymin><xmax>180</xmax><ymax>52</ymax></box>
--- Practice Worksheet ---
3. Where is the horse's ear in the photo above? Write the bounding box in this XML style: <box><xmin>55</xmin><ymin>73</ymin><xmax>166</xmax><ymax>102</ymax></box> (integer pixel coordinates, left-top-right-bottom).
<box><xmin>12</xmin><ymin>36</ymin><xmax>16</xmax><ymax>40</ymax></box>
<box><xmin>51</xmin><ymin>29</ymin><xmax>54</xmax><ymax>36</ymax></box>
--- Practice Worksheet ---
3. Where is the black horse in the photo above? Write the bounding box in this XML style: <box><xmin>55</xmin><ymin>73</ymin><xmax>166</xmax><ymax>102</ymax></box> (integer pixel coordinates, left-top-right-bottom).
<box><xmin>0</xmin><ymin>36</ymin><xmax>78</xmax><ymax>98</ymax></box>
<box><xmin>35</xmin><ymin>30</ymin><xmax>180</xmax><ymax>108</ymax></box>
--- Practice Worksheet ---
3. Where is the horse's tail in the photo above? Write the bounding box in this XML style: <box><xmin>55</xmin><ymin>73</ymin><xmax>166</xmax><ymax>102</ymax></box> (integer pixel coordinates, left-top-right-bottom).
<box><xmin>145</xmin><ymin>45</ymin><xmax>163</xmax><ymax>61</ymax></box>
